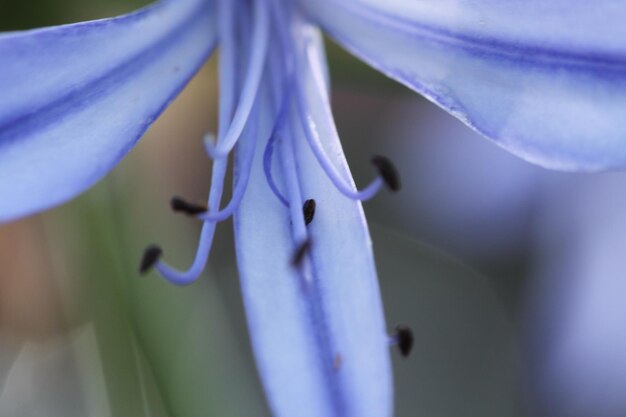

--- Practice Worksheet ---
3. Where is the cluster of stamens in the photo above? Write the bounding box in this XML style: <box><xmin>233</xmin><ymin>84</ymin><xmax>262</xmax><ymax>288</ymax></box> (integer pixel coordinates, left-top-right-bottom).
<box><xmin>137</xmin><ymin>0</ymin><xmax>411</xmax><ymax>358</ymax></box>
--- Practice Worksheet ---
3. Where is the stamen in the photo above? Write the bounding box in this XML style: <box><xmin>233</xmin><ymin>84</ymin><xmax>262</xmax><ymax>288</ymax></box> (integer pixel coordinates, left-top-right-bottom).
<box><xmin>139</xmin><ymin>245</ymin><xmax>162</xmax><ymax>274</ymax></box>
<box><xmin>202</xmin><ymin>132</ymin><xmax>217</xmax><ymax>156</ymax></box>
<box><xmin>198</xmin><ymin>110</ymin><xmax>259</xmax><ymax>222</ymax></box>
<box><xmin>391</xmin><ymin>324</ymin><xmax>414</xmax><ymax>357</ymax></box>
<box><xmin>266</xmin><ymin>23</ymin><xmax>313</xmax><ymax>282</ymax></box>
<box><xmin>371</xmin><ymin>155</ymin><xmax>401</xmax><ymax>191</ymax></box>
<box><xmin>147</xmin><ymin>0</ymin><xmax>244</xmax><ymax>287</ymax></box>
<box><xmin>293</xmin><ymin>42</ymin><xmax>389</xmax><ymax>202</ymax></box>
<box><xmin>154</xmin><ymin>106</ymin><xmax>259</xmax><ymax>284</ymax></box>
<box><xmin>303</xmin><ymin>199</ymin><xmax>316</xmax><ymax>225</ymax></box>
<box><xmin>204</xmin><ymin>0</ymin><xmax>269</xmax><ymax>159</ymax></box>
<box><xmin>263</xmin><ymin>132</ymin><xmax>289</xmax><ymax>206</ymax></box>
<box><xmin>279</xmin><ymin>134</ymin><xmax>314</xmax><ymax>285</ymax></box>
<box><xmin>291</xmin><ymin>238</ymin><xmax>312</xmax><ymax>267</ymax></box>
<box><xmin>170</xmin><ymin>196</ymin><xmax>207</xmax><ymax>216</ymax></box>
<box><xmin>262</xmin><ymin>67</ymin><xmax>294</xmax><ymax>208</ymax></box>
<box><xmin>154</xmin><ymin>95</ymin><xmax>260</xmax><ymax>284</ymax></box>
<box><xmin>278</xmin><ymin>127</ymin><xmax>312</xmax><ymax>274</ymax></box>
<box><xmin>296</xmin><ymin>102</ymin><xmax>384</xmax><ymax>201</ymax></box>
<box><xmin>217</xmin><ymin>0</ymin><xmax>235</xmax><ymax>132</ymax></box>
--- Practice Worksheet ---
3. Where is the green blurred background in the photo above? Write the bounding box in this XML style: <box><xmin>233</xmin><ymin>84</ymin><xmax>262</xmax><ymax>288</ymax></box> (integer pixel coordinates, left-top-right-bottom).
<box><xmin>0</xmin><ymin>2</ymin><xmax>529</xmax><ymax>416</ymax></box>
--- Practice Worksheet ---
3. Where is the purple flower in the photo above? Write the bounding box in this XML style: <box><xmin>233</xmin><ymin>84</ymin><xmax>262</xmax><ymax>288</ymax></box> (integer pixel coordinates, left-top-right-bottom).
<box><xmin>1</xmin><ymin>0</ymin><xmax>625</xmax><ymax>416</ymax></box>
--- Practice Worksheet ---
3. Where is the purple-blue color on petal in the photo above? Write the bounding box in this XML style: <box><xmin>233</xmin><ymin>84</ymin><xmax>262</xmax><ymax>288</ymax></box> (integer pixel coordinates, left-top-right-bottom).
<box><xmin>233</xmin><ymin>16</ymin><xmax>392</xmax><ymax>417</ymax></box>
<box><xmin>304</xmin><ymin>0</ymin><xmax>626</xmax><ymax>171</ymax></box>
<box><xmin>0</xmin><ymin>0</ymin><xmax>216</xmax><ymax>221</ymax></box>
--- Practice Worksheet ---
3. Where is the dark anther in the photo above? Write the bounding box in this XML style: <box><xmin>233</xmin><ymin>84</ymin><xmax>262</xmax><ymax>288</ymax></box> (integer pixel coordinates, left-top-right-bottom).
<box><xmin>170</xmin><ymin>196</ymin><xmax>207</xmax><ymax>216</ymax></box>
<box><xmin>303</xmin><ymin>199</ymin><xmax>316</xmax><ymax>225</ymax></box>
<box><xmin>139</xmin><ymin>245</ymin><xmax>162</xmax><ymax>274</ymax></box>
<box><xmin>371</xmin><ymin>155</ymin><xmax>401</xmax><ymax>192</ymax></box>
<box><xmin>291</xmin><ymin>239</ymin><xmax>312</xmax><ymax>267</ymax></box>
<box><xmin>394</xmin><ymin>324</ymin><xmax>414</xmax><ymax>357</ymax></box>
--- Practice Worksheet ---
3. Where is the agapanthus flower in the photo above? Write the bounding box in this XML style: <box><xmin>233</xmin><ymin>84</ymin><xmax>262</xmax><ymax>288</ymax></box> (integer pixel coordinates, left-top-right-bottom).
<box><xmin>1</xmin><ymin>0</ymin><xmax>625</xmax><ymax>416</ymax></box>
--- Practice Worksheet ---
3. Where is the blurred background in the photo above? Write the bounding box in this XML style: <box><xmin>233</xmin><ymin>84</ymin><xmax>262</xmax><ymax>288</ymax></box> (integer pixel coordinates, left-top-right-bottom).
<box><xmin>2</xmin><ymin>2</ymin><xmax>625</xmax><ymax>416</ymax></box>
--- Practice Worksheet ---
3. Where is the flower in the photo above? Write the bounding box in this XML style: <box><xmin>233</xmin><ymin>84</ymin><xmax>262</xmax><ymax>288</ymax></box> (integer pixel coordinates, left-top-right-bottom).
<box><xmin>1</xmin><ymin>0</ymin><xmax>625</xmax><ymax>416</ymax></box>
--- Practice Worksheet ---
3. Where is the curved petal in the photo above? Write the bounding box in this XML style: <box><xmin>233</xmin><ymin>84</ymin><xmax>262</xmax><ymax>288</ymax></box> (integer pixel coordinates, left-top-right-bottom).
<box><xmin>303</xmin><ymin>0</ymin><xmax>626</xmax><ymax>171</ymax></box>
<box><xmin>0</xmin><ymin>0</ymin><xmax>216</xmax><ymax>222</ymax></box>
<box><xmin>233</xmin><ymin>23</ymin><xmax>392</xmax><ymax>417</ymax></box>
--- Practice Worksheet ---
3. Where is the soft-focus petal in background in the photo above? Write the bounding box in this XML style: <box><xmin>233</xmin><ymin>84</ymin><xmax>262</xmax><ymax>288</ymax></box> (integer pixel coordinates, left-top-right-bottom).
<box><xmin>349</xmin><ymin>73</ymin><xmax>626</xmax><ymax>417</ymax></box>
<box><xmin>376</xmin><ymin>97</ymin><xmax>541</xmax><ymax>264</ymax></box>
<box><xmin>528</xmin><ymin>175</ymin><xmax>626</xmax><ymax>417</ymax></box>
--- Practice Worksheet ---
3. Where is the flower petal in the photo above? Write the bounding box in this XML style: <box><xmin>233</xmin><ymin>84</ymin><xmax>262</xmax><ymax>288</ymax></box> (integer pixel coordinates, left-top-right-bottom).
<box><xmin>304</xmin><ymin>0</ymin><xmax>626</xmax><ymax>171</ymax></box>
<box><xmin>233</xmin><ymin>24</ymin><xmax>392</xmax><ymax>417</ymax></box>
<box><xmin>0</xmin><ymin>0</ymin><xmax>216</xmax><ymax>222</ymax></box>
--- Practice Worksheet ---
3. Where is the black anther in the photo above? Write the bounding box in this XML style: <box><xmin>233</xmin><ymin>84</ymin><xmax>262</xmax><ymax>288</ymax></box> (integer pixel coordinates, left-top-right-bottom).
<box><xmin>139</xmin><ymin>245</ymin><xmax>162</xmax><ymax>274</ymax></box>
<box><xmin>303</xmin><ymin>199</ymin><xmax>316</xmax><ymax>226</ymax></box>
<box><xmin>395</xmin><ymin>324</ymin><xmax>414</xmax><ymax>357</ymax></box>
<box><xmin>170</xmin><ymin>196</ymin><xmax>207</xmax><ymax>216</ymax></box>
<box><xmin>371</xmin><ymin>155</ymin><xmax>401</xmax><ymax>192</ymax></box>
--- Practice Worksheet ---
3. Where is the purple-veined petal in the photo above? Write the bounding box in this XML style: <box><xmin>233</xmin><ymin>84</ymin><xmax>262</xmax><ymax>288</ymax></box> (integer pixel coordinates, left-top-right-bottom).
<box><xmin>0</xmin><ymin>0</ymin><xmax>216</xmax><ymax>222</ymax></box>
<box><xmin>303</xmin><ymin>0</ymin><xmax>626</xmax><ymax>171</ymax></box>
<box><xmin>233</xmin><ymin>22</ymin><xmax>392</xmax><ymax>417</ymax></box>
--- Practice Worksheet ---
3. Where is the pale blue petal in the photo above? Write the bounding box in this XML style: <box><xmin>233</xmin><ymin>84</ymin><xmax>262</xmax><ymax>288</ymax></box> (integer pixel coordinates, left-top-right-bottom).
<box><xmin>233</xmin><ymin>23</ymin><xmax>392</xmax><ymax>417</ymax></box>
<box><xmin>0</xmin><ymin>0</ymin><xmax>216</xmax><ymax>221</ymax></box>
<box><xmin>304</xmin><ymin>0</ymin><xmax>626</xmax><ymax>171</ymax></box>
